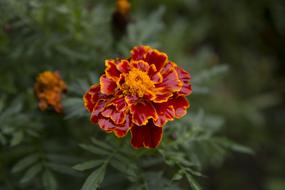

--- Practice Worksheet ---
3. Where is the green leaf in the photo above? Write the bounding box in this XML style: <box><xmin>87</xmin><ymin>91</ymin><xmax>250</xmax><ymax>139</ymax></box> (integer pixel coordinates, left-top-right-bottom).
<box><xmin>47</xmin><ymin>163</ymin><xmax>80</xmax><ymax>177</ymax></box>
<box><xmin>185</xmin><ymin>168</ymin><xmax>204</xmax><ymax>177</ymax></box>
<box><xmin>172</xmin><ymin>170</ymin><xmax>183</xmax><ymax>181</ymax></box>
<box><xmin>230</xmin><ymin>144</ymin><xmax>254</xmax><ymax>154</ymax></box>
<box><xmin>12</xmin><ymin>154</ymin><xmax>39</xmax><ymax>173</ymax></box>
<box><xmin>42</xmin><ymin>170</ymin><xmax>57</xmax><ymax>190</ymax></box>
<box><xmin>0</xmin><ymin>133</ymin><xmax>7</xmax><ymax>145</ymax></box>
<box><xmin>184</xmin><ymin>172</ymin><xmax>201</xmax><ymax>190</ymax></box>
<box><xmin>91</xmin><ymin>138</ymin><xmax>113</xmax><ymax>151</ymax></box>
<box><xmin>73</xmin><ymin>160</ymin><xmax>104</xmax><ymax>171</ymax></box>
<box><xmin>10</xmin><ymin>131</ymin><xmax>23</xmax><ymax>146</ymax></box>
<box><xmin>81</xmin><ymin>164</ymin><xmax>107</xmax><ymax>190</ymax></box>
<box><xmin>218</xmin><ymin>138</ymin><xmax>254</xmax><ymax>154</ymax></box>
<box><xmin>20</xmin><ymin>163</ymin><xmax>42</xmax><ymax>183</ymax></box>
<box><xmin>79</xmin><ymin>144</ymin><xmax>110</xmax><ymax>155</ymax></box>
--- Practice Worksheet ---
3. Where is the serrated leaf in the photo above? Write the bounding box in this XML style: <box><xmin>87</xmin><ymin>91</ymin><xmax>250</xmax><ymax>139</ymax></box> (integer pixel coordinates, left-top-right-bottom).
<box><xmin>184</xmin><ymin>172</ymin><xmax>201</xmax><ymax>190</ymax></box>
<box><xmin>0</xmin><ymin>133</ymin><xmax>7</xmax><ymax>145</ymax></box>
<box><xmin>185</xmin><ymin>168</ymin><xmax>204</xmax><ymax>177</ymax></box>
<box><xmin>230</xmin><ymin>144</ymin><xmax>254</xmax><ymax>154</ymax></box>
<box><xmin>47</xmin><ymin>163</ymin><xmax>80</xmax><ymax>177</ymax></box>
<box><xmin>218</xmin><ymin>138</ymin><xmax>254</xmax><ymax>155</ymax></box>
<box><xmin>20</xmin><ymin>163</ymin><xmax>42</xmax><ymax>183</ymax></box>
<box><xmin>81</xmin><ymin>164</ymin><xmax>107</xmax><ymax>190</ymax></box>
<box><xmin>12</xmin><ymin>154</ymin><xmax>39</xmax><ymax>173</ymax></box>
<box><xmin>79</xmin><ymin>144</ymin><xmax>110</xmax><ymax>155</ymax></box>
<box><xmin>110</xmin><ymin>159</ymin><xmax>136</xmax><ymax>177</ymax></box>
<box><xmin>42</xmin><ymin>170</ymin><xmax>57</xmax><ymax>190</ymax></box>
<box><xmin>10</xmin><ymin>131</ymin><xmax>23</xmax><ymax>146</ymax></box>
<box><xmin>172</xmin><ymin>170</ymin><xmax>183</xmax><ymax>181</ymax></box>
<box><xmin>73</xmin><ymin>160</ymin><xmax>104</xmax><ymax>171</ymax></box>
<box><xmin>91</xmin><ymin>138</ymin><xmax>113</xmax><ymax>151</ymax></box>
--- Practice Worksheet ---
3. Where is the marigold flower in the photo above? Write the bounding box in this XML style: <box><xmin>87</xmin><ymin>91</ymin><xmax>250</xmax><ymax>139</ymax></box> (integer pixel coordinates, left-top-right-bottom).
<box><xmin>116</xmin><ymin>0</ymin><xmax>131</xmax><ymax>15</ymax></box>
<box><xmin>34</xmin><ymin>71</ymin><xmax>67</xmax><ymax>113</ymax></box>
<box><xmin>112</xmin><ymin>0</ymin><xmax>131</xmax><ymax>41</ymax></box>
<box><xmin>83</xmin><ymin>46</ymin><xmax>192</xmax><ymax>148</ymax></box>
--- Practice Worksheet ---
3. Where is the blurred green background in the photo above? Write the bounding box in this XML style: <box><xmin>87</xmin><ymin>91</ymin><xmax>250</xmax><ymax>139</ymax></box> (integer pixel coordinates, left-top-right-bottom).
<box><xmin>1</xmin><ymin>0</ymin><xmax>285</xmax><ymax>189</ymax></box>
<box><xmin>140</xmin><ymin>0</ymin><xmax>285</xmax><ymax>190</ymax></box>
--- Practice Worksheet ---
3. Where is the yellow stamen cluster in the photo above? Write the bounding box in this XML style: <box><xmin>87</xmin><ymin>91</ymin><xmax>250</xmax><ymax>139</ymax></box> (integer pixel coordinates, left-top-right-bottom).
<box><xmin>123</xmin><ymin>68</ymin><xmax>154</xmax><ymax>97</ymax></box>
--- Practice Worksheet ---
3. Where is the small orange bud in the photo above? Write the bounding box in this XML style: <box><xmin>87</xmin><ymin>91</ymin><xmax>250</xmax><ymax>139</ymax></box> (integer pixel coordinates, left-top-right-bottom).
<box><xmin>116</xmin><ymin>0</ymin><xmax>131</xmax><ymax>15</ymax></box>
<box><xmin>34</xmin><ymin>71</ymin><xmax>67</xmax><ymax>113</ymax></box>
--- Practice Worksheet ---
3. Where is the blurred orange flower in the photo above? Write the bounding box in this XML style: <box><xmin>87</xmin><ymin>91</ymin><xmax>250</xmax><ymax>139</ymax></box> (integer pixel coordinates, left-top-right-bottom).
<box><xmin>116</xmin><ymin>0</ymin><xmax>131</xmax><ymax>15</ymax></box>
<box><xmin>84</xmin><ymin>46</ymin><xmax>192</xmax><ymax>148</ymax></box>
<box><xmin>34</xmin><ymin>71</ymin><xmax>67</xmax><ymax>113</ymax></box>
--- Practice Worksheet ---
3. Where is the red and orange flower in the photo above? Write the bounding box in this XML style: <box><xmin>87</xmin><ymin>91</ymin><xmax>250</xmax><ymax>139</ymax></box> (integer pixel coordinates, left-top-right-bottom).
<box><xmin>34</xmin><ymin>71</ymin><xmax>67</xmax><ymax>113</ymax></box>
<box><xmin>83</xmin><ymin>46</ymin><xmax>192</xmax><ymax>148</ymax></box>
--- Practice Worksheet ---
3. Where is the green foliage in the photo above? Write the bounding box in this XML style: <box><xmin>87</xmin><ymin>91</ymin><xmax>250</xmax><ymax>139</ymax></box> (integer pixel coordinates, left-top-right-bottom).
<box><xmin>0</xmin><ymin>0</ymin><xmax>270</xmax><ymax>190</ymax></box>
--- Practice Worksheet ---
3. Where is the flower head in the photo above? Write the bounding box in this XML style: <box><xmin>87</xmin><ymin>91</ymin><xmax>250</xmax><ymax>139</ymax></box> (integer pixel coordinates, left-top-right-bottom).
<box><xmin>116</xmin><ymin>0</ymin><xmax>131</xmax><ymax>15</ymax></box>
<box><xmin>83</xmin><ymin>46</ymin><xmax>192</xmax><ymax>148</ymax></box>
<box><xmin>34</xmin><ymin>71</ymin><xmax>67</xmax><ymax>113</ymax></box>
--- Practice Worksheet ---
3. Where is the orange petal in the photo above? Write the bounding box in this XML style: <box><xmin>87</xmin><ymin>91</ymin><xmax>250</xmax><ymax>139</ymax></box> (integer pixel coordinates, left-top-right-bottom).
<box><xmin>125</xmin><ymin>95</ymin><xmax>139</xmax><ymax>106</ymax></box>
<box><xmin>98</xmin><ymin>114</ymin><xmax>131</xmax><ymax>138</ymax></box>
<box><xmin>116</xmin><ymin>59</ymin><xmax>131</xmax><ymax>73</ymax></box>
<box><xmin>113</xmin><ymin>114</ymin><xmax>132</xmax><ymax>137</ymax></box>
<box><xmin>109</xmin><ymin>96</ymin><xmax>128</xmax><ymax>111</ymax></box>
<box><xmin>156</xmin><ymin>63</ymin><xmax>182</xmax><ymax>92</ymax></box>
<box><xmin>91</xmin><ymin>99</ymin><xmax>107</xmax><ymax>123</ymax></box>
<box><xmin>83</xmin><ymin>84</ymin><xmax>100</xmax><ymax>112</ymax></box>
<box><xmin>148</xmin><ymin>64</ymin><xmax>162</xmax><ymax>84</ymax></box>
<box><xmin>176</xmin><ymin>66</ymin><xmax>192</xmax><ymax>96</ymax></box>
<box><xmin>100</xmin><ymin>75</ymin><xmax>117</xmax><ymax>95</ymax></box>
<box><xmin>131</xmin><ymin>45</ymin><xmax>151</xmax><ymax>60</ymax></box>
<box><xmin>150</xmin><ymin>72</ymin><xmax>163</xmax><ymax>84</ymax></box>
<box><xmin>98</xmin><ymin>116</ymin><xmax>116</xmax><ymax>132</ymax></box>
<box><xmin>131</xmin><ymin>60</ymin><xmax>150</xmax><ymax>72</ymax></box>
<box><xmin>143</xmin><ymin>89</ymin><xmax>157</xmax><ymax>101</ymax></box>
<box><xmin>153</xmin><ymin>102</ymin><xmax>175</xmax><ymax>127</ymax></box>
<box><xmin>101</xmin><ymin>105</ymin><xmax>126</xmax><ymax>124</ymax></box>
<box><xmin>145</xmin><ymin>50</ymin><xmax>168</xmax><ymax>71</ymax></box>
<box><xmin>168</xmin><ymin>96</ymin><xmax>190</xmax><ymax>118</ymax></box>
<box><xmin>130</xmin><ymin>121</ymin><xmax>163</xmax><ymax>148</ymax></box>
<box><xmin>130</xmin><ymin>101</ymin><xmax>158</xmax><ymax>126</ymax></box>
<box><xmin>152</xmin><ymin>88</ymin><xmax>173</xmax><ymax>103</ymax></box>
<box><xmin>105</xmin><ymin>60</ymin><xmax>121</xmax><ymax>81</ymax></box>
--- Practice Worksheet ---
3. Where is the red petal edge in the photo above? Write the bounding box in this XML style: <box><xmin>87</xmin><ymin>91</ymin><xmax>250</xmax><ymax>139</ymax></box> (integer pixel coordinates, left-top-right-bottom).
<box><xmin>130</xmin><ymin>120</ymin><xmax>163</xmax><ymax>148</ymax></box>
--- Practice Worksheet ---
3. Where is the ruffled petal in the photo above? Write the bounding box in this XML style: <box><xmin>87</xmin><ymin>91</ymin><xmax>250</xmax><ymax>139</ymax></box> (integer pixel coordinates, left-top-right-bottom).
<box><xmin>168</xmin><ymin>96</ymin><xmax>190</xmax><ymax>118</ymax></box>
<box><xmin>109</xmin><ymin>96</ymin><xmax>128</xmax><ymax>111</ymax></box>
<box><xmin>131</xmin><ymin>60</ymin><xmax>150</xmax><ymax>72</ymax></box>
<box><xmin>156</xmin><ymin>63</ymin><xmax>182</xmax><ymax>92</ymax></box>
<box><xmin>98</xmin><ymin>116</ymin><xmax>116</xmax><ymax>132</ymax></box>
<box><xmin>83</xmin><ymin>84</ymin><xmax>100</xmax><ymax>112</ymax></box>
<box><xmin>98</xmin><ymin>114</ymin><xmax>132</xmax><ymax>138</ymax></box>
<box><xmin>125</xmin><ymin>95</ymin><xmax>139</xmax><ymax>106</ymax></box>
<box><xmin>131</xmin><ymin>121</ymin><xmax>163</xmax><ymax>148</ymax></box>
<box><xmin>105</xmin><ymin>60</ymin><xmax>121</xmax><ymax>81</ymax></box>
<box><xmin>131</xmin><ymin>45</ymin><xmax>151</xmax><ymax>60</ymax></box>
<box><xmin>116</xmin><ymin>59</ymin><xmax>131</xmax><ymax>73</ymax></box>
<box><xmin>113</xmin><ymin>114</ymin><xmax>132</xmax><ymax>137</ymax></box>
<box><xmin>130</xmin><ymin>101</ymin><xmax>158</xmax><ymax>126</ymax></box>
<box><xmin>101</xmin><ymin>105</ymin><xmax>126</xmax><ymax>124</ymax></box>
<box><xmin>100</xmin><ymin>75</ymin><xmax>117</xmax><ymax>95</ymax></box>
<box><xmin>176</xmin><ymin>66</ymin><xmax>192</xmax><ymax>96</ymax></box>
<box><xmin>150</xmin><ymin>72</ymin><xmax>163</xmax><ymax>84</ymax></box>
<box><xmin>153</xmin><ymin>102</ymin><xmax>175</xmax><ymax>127</ymax></box>
<box><xmin>91</xmin><ymin>99</ymin><xmax>107</xmax><ymax>123</ymax></box>
<box><xmin>152</xmin><ymin>88</ymin><xmax>173</xmax><ymax>103</ymax></box>
<box><xmin>145</xmin><ymin>50</ymin><xmax>168</xmax><ymax>71</ymax></box>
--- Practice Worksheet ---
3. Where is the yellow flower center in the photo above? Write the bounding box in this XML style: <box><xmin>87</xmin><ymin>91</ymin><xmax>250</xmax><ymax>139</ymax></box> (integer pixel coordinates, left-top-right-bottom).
<box><xmin>123</xmin><ymin>68</ymin><xmax>154</xmax><ymax>97</ymax></box>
